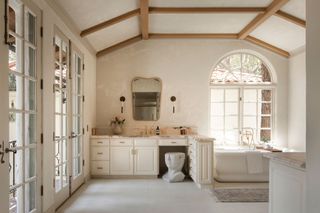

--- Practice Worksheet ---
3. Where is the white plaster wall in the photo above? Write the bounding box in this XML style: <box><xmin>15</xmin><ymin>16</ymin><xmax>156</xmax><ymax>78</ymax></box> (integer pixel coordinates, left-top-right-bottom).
<box><xmin>306</xmin><ymin>0</ymin><xmax>320</xmax><ymax>212</ymax></box>
<box><xmin>30</xmin><ymin>0</ymin><xmax>96</xmax><ymax>212</ymax></box>
<box><xmin>288</xmin><ymin>51</ymin><xmax>306</xmax><ymax>151</ymax></box>
<box><xmin>96</xmin><ymin>39</ymin><xmax>289</xmax><ymax>147</ymax></box>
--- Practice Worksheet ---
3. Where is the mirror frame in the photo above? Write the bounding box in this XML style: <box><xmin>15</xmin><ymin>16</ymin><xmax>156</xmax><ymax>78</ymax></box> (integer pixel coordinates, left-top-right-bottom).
<box><xmin>131</xmin><ymin>77</ymin><xmax>162</xmax><ymax>121</ymax></box>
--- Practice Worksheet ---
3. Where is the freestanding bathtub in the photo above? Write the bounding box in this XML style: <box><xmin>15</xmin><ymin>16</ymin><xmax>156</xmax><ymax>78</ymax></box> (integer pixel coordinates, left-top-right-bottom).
<box><xmin>214</xmin><ymin>146</ymin><xmax>269</xmax><ymax>182</ymax></box>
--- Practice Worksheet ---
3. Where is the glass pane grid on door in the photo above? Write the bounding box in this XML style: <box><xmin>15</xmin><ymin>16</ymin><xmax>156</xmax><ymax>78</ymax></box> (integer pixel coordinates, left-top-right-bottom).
<box><xmin>210</xmin><ymin>88</ymin><xmax>273</xmax><ymax>145</ymax></box>
<box><xmin>210</xmin><ymin>88</ymin><xmax>240</xmax><ymax>145</ymax></box>
<box><xmin>54</xmin><ymin>34</ymin><xmax>69</xmax><ymax>193</ymax></box>
<box><xmin>71</xmin><ymin>54</ymin><xmax>83</xmax><ymax>179</ymax></box>
<box><xmin>8</xmin><ymin>1</ymin><xmax>39</xmax><ymax>212</ymax></box>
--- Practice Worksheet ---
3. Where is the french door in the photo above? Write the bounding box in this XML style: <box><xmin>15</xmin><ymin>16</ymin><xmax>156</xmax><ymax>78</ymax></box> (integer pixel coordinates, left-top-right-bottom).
<box><xmin>54</xmin><ymin>29</ymin><xmax>84</xmax><ymax>207</ymax></box>
<box><xmin>0</xmin><ymin>0</ymin><xmax>42</xmax><ymax>212</ymax></box>
<box><xmin>70</xmin><ymin>46</ymin><xmax>84</xmax><ymax>193</ymax></box>
<box><xmin>210</xmin><ymin>87</ymin><xmax>274</xmax><ymax>145</ymax></box>
<box><xmin>53</xmin><ymin>29</ymin><xmax>70</xmax><ymax>207</ymax></box>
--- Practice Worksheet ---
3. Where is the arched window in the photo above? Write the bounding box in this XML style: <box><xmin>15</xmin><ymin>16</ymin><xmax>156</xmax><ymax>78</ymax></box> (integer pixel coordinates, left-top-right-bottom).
<box><xmin>210</xmin><ymin>53</ymin><xmax>275</xmax><ymax>146</ymax></box>
<box><xmin>211</xmin><ymin>53</ymin><xmax>272</xmax><ymax>84</ymax></box>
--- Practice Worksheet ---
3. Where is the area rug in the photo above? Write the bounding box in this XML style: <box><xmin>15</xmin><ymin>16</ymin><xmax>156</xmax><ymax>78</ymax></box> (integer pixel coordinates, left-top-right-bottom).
<box><xmin>212</xmin><ymin>188</ymin><xmax>269</xmax><ymax>202</ymax></box>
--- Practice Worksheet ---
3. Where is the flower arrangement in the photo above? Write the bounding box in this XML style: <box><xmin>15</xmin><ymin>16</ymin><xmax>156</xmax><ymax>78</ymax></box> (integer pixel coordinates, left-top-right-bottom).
<box><xmin>110</xmin><ymin>116</ymin><xmax>125</xmax><ymax>126</ymax></box>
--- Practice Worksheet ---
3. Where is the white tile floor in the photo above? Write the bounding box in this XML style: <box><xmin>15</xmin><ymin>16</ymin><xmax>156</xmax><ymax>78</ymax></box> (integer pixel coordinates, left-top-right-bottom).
<box><xmin>57</xmin><ymin>179</ymin><xmax>268</xmax><ymax>213</ymax></box>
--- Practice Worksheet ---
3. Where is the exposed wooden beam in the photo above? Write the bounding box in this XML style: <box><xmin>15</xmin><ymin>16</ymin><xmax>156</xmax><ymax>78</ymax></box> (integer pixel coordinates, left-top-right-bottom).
<box><xmin>245</xmin><ymin>36</ymin><xmax>290</xmax><ymax>58</ymax></box>
<box><xmin>149</xmin><ymin>7</ymin><xmax>266</xmax><ymax>14</ymax></box>
<box><xmin>149</xmin><ymin>33</ymin><xmax>238</xmax><ymax>39</ymax></box>
<box><xmin>140</xmin><ymin>0</ymin><xmax>149</xmax><ymax>39</ymax></box>
<box><xmin>275</xmin><ymin>10</ymin><xmax>306</xmax><ymax>28</ymax></box>
<box><xmin>96</xmin><ymin>35</ymin><xmax>142</xmax><ymax>57</ymax></box>
<box><xmin>80</xmin><ymin>9</ymin><xmax>140</xmax><ymax>37</ymax></box>
<box><xmin>238</xmin><ymin>0</ymin><xmax>289</xmax><ymax>39</ymax></box>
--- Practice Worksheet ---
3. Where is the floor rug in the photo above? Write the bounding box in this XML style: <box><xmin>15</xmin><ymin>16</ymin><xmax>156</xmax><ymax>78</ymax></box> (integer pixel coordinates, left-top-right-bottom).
<box><xmin>212</xmin><ymin>188</ymin><xmax>269</xmax><ymax>202</ymax></box>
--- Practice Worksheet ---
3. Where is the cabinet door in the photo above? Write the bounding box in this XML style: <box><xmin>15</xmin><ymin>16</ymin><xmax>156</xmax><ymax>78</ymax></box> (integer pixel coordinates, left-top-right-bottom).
<box><xmin>134</xmin><ymin>147</ymin><xmax>159</xmax><ymax>175</ymax></box>
<box><xmin>110</xmin><ymin>147</ymin><xmax>133</xmax><ymax>175</ymax></box>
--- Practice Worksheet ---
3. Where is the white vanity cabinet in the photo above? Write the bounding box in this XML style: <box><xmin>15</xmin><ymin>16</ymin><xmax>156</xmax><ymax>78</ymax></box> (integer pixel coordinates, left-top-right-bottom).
<box><xmin>110</xmin><ymin>138</ymin><xmax>134</xmax><ymax>175</ymax></box>
<box><xmin>188</xmin><ymin>137</ymin><xmax>213</xmax><ymax>188</ymax></box>
<box><xmin>91</xmin><ymin>138</ymin><xmax>110</xmax><ymax>176</ymax></box>
<box><xmin>134</xmin><ymin>139</ymin><xmax>159</xmax><ymax>175</ymax></box>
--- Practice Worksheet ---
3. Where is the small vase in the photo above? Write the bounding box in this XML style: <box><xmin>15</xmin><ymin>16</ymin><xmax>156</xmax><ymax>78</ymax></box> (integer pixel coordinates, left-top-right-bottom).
<box><xmin>112</xmin><ymin>124</ymin><xmax>123</xmax><ymax>135</ymax></box>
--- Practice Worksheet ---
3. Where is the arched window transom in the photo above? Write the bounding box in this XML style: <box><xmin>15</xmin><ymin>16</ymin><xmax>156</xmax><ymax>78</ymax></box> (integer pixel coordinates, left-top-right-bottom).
<box><xmin>211</xmin><ymin>53</ymin><xmax>272</xmax><ymax>84</ymax></box>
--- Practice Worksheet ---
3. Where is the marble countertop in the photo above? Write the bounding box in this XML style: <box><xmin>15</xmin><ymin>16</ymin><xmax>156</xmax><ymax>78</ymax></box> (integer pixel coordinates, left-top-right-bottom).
<box><xmin>263</xmin><ymin>152</ymin><xmax>306</xmax><ymax>171</ymax></box>
<box><xmin>91</xmin><ymin>134</ymin><xmax>215</xmax><ymax>142</ymax></box>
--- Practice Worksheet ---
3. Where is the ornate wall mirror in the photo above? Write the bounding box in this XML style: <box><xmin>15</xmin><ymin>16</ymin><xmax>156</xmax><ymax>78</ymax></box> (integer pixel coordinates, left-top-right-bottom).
<box><xmin>132</xmin><ymin>77</ymin><xmax>162</xmax><ymax>121</ymax></box>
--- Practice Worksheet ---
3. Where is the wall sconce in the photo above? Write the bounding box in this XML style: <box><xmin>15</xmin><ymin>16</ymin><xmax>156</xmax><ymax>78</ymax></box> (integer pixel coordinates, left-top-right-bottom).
<box><xmin>170</xmin><ymin>96</ymin><xmax>176</xmax><ymax>113</ymax></box>
<box><xmin>120</xmin><ymin>96</ymin><xmax>126</xmax><ymax>113</ymax></box>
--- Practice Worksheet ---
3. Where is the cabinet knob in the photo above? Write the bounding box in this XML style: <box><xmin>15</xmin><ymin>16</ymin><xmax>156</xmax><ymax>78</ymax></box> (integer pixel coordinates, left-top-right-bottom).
<box><xmin>97</xmin><ymin>152</ymin><xmax>103</xmax><ymax>155</ymax></box>
<box><xmin>97</xmin><ymin>167</ymin><xmax>103</xmax><ymax>170</ymax></box>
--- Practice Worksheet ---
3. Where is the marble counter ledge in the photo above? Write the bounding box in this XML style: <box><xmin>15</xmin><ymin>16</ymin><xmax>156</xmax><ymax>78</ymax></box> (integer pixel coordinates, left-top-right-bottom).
<box><xmin>263</xmin><ymin>152</ymin><xmax>306</xmax><ymax>171</ymax></box>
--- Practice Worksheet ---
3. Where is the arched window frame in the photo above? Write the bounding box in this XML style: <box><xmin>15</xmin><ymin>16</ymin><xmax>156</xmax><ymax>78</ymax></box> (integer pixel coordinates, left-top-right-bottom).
<box><xmin>209</xmin><ymin>52</ymin><xmax>277</xmax><ymax>146</ymax></box>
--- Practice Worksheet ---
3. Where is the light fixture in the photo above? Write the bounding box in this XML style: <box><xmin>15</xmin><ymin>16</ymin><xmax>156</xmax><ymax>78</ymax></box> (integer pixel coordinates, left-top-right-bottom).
<box><xmin>170</xmin><ymin>96</ymin><xmax>176</xmax><ymax>113</ymax></box>
<box><xmin>120</xmin><ymin>96</ymin><xmax>126</xmax><ymax>113</ymax></box>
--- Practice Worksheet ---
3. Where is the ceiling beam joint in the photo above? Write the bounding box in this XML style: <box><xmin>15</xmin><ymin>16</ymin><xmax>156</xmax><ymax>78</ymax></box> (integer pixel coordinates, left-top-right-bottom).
<box><xmin>238</xmin><ymin>0</ymin><xmax>289</xmax><ymax>39</ymax></box>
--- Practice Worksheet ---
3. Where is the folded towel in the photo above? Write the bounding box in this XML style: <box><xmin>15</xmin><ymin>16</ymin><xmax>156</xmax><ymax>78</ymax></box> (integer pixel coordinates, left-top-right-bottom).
<box><xmin>246</xmin><ymin>151</ymin><xmax>263</xmax><ymax>174</ymax></box>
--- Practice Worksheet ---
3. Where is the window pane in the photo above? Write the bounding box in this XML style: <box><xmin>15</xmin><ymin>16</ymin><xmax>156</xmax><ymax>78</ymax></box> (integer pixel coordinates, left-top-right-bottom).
<box><xmin>62</xmin><ymin>140</ymin><xmax>67</xmax><ymax>163</ymax></box>
<box><xmin>211</xmin><ymin>89</ymin><xmax>224</xmax><ymax>102</ymax></box>
<box><xmin>77</xmin><ymin>77</ymin><xmax>81</xmax><ymax>95</ymax></box>
<box><xmin>225</xmin><ymin>130</ymin><xmax>238</xmax><ymax>144</ymax></box>
<box><xmin>62</xmin><ymin>91</ymin><xmax>67</xmax><ymax>114</ymax></box>
<box><xmin>259</xmin><ymin>103</ymin><xmax>272</xmax><ymax>115</ymax></box>
<box><xmin>55</xmin><ymin>115</ymin><xmax>61</xmax><ymax>139</ymax></box>
<box><xmin>243</xmin><ymin>116</ymin><xmax>256</xmax><ymax>129</ymax></box>
<box><xmin>211</xmin><ymin>103</ymin><xmax>224</xmax><ymax>116</ymax></box>
<box><xmin>25</xmin><ymin>113</ymin><xmax>36</xmax><ymax>144</ymax></box>
<box><xmin>25</xmin><ymin>148</ymin><xmax>36</xmax><ymax>179</ymax></box>
<box><xmin>8</xmin><ymin>35</ymin><xmax>22</xmax><ymax>72</ymax></box>
<box><xmin>25</xmin><ymin>46</ymin><xmax>36</xmax><ymax>77</ymax></box>
<box><xmin>243</xmin><ymin>89</ymin><xmax>257</xmax><ymax>102</ymax></box>
<box><xmin>62</xmin><ymin>163</ymin><xmax>68</xmax><ymax>186</ymax></box>
<box><xmin>55</xmin><ymin>166</ymin><xmax>61</xmax><ymax>192</ymax></box>
<box><xmin>260</xmin><ymin>116</ymin><xmax>271</xmax><ymax>128</ymax></box>
<box><xmin>9</xmin><ymin>149</ymin><xmax>23</xmax><ymax>186</ymax></box>
<box><xmin>244</xmin><ymin>103</ymin><xmax>257</xmax><ymax>115</ymax></box>
<box><xmin>225</xmin><ymin>116</ymin><xmax>238</xmax><ymax>129</ymax></box>
<box><xmin>211</xmin><ymin>116</ymin><xmax>224</xmax><ymax>130</ymax></box>
<box><xmin>260</xmin><ymin>130</ymin><xmax>271</xmax><ymax>142</ymax></box>
<box><xmin>25</xmin><ymin>79</ymin><xmax>36</xmax><ymax>111</ymax></box>
<box><xmin>9</xmin><ymin>73</ymin><xmax>23</xmax><ymax>110</ymax></box>
<box><xmin>55</xmin><ymin>63</ymin><xmax>61</xmax><ymax>88</ymax></box>
<box><xmin>225</xmin><ymin>103</ymin><xmax>238</xmax><ymax>115</ymax></box>
<box><xmin>55</xmin><ymin>90</ymin><xmax>61</xmax><ymax>113</ymax></box>
<box><xmin>9</xmin><ymin>186</ymin><xmax>23</xmax><ymax>213</ymax></box>
<box><xmin>225</xmin><ymin>89</ymin><xmax>239</xmax><ymax>102</ymax></box>
<box><xmin>25</xmin><ymin>181</ymin><xmax>36</xmax><ymax>212</ymax></box>
<box><xmin>259</xmin><ymin>90</ymin><xmax>272</xmax><ymax>102</ymax></box>
<box><xmin>62</xmin><ymin>115</ymin><xmax>67</xmax><ymax>137</ymax></box>
<box><xmin>55</xmin><ymin>141</ymin><xmax>61</xmax><ymax>166</ymax></box>
<box><xmin>26</xmin><ymin>12</ymin><xmax>36</xmax><ymax>45</ymax></box>
<box><xmin>9</xmin><ymin>112</ymin><xmax>23</xmax><ymax>147</ymax></box>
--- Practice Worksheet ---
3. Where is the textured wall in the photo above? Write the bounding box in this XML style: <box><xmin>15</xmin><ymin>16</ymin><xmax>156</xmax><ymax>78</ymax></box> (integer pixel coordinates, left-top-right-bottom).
<box><xmin>97</xmin><ymin>39</ymin><xmax>289</xmax><ymax>147</ymax></box>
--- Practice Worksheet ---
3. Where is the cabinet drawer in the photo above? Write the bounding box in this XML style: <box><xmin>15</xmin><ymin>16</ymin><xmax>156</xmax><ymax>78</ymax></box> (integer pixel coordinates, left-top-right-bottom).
<box><xmin>91</xmin><ymin>147</ymin><xmax>109</xmax><ymax>160</ymax></box>
<box><xmin>159</xmin><ymin>139</ymin><xmax>187</xmax><ymax>146</ymax></box>
<box><xmin>110</xmin><ymin>138</ymin><xmax>133</xmax><ymax>146</ymax></box>
<box><xmin>91</xmin><ymin>138</ymin><xmax>109</xmax><ymax>146</ymax></box>
<box><xmin>134</xmin><ymin>139</ymin><xmax>158</xmax><ymax>147</ymax></box>
<box><xmin>91</xmin><ymin>161</ymin><xmax>109</xmax><ymax>175</ymax></box>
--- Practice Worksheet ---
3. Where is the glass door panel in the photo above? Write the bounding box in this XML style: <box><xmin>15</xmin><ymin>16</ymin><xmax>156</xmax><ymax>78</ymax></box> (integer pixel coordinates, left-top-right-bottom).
<box><xmin>71</xmin><ymin>48</ymin><xmax>84</xmax><ymax>193</ymax></box>
<box><xmin>54</xmin><ymin>30</ymin><xmax>70</xmax><ymax>207</ymax></box>
<box><xmin>7</xmin><ymin>0</ymin><xmax>41</xmax><ymax>212</ymax></box>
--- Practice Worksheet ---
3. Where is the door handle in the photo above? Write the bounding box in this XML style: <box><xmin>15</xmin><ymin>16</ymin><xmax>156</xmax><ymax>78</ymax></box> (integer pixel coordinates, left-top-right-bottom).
<box><xmin>0</xmin><ymin>141</ymin><xmax>5</xmax><ymax>164</ymax></box>
<box><xmin>5</xmin><ymin>147</ymin><xmax>17</xmax><ymax>154</ymax></box>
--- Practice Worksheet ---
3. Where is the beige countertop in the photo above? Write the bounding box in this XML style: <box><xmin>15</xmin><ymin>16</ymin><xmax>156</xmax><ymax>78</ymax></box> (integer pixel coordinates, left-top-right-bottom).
<box><xmin>263</xmin><ymin>152</ymin><xmax>306</xmax><ymax>171</ymax></box>
<box><xmin>91</xmin><ymin>134</ymin><xmax>215</xmax><ymax>142</ymax></box>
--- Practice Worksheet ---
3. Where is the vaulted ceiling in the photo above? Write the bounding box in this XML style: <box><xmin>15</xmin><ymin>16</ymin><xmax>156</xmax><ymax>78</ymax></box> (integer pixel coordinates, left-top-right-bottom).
<box><xmin>55</xmin><ymin>0</ymin><xmax>306</xmax><ymax>58</ymax></box>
